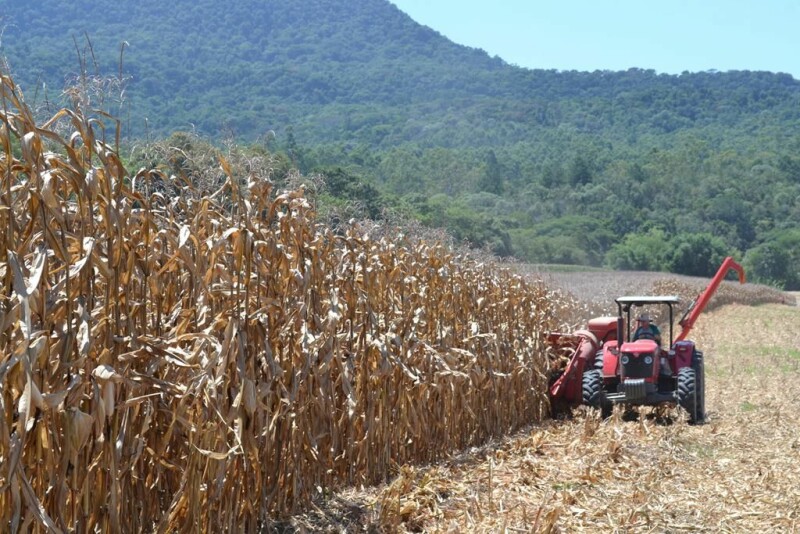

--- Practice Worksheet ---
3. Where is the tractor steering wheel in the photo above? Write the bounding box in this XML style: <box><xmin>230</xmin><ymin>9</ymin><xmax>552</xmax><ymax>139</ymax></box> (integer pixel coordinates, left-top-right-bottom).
<box><xmin>635</xmin><ymin>330</ymin><xmax>656</xmax><ymax>341</ymax></box>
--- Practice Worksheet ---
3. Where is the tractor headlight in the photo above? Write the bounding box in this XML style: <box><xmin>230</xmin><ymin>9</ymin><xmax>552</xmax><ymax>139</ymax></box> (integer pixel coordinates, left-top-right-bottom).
<box><xmin>644</xmin><ymin>356</ymin><xmax>653</xmax><ymax>365</ymax></box>
<box><xmin>621</xmin><ymin>355</ymin><xmax>630</xmax><ymax>365</ymax></box>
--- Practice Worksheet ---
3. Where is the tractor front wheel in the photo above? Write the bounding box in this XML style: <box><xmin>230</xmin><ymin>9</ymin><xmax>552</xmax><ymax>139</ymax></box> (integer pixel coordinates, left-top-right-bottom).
<box><xmin>594</xmin><ymin>350</ymin><xmax>604</xmax><ymax>371</ymax></box>
<box><xmin>582</xmin><ymin>369</ymin><xmax>611</xmax><ymax>417</ymax></box>
<box><xmin>677</xmin><ymin>367</ymin><xmax>701</xmax><ymax>424</ymax></box>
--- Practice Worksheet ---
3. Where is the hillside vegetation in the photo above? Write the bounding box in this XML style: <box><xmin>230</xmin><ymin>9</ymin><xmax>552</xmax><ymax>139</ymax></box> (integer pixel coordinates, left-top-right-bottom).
<box><xmin>5</xmin><ymin>0</ymin><xmax>799</xmax><ymax>143</ymax></box>
<box><xmin>3</xmin><ymin>0</ymin><xmax>800</xmax><ymax>288</ymax></box>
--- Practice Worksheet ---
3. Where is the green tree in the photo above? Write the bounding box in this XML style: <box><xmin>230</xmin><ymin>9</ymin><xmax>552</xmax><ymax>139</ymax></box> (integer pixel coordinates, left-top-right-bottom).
<box><xmin>604</xmin><ymin>228</ymin><xmax>670</xmax><ymax>271</ymax></box>
<box><xmin>666</xmin><ymin>233</ymin><xmax>731</xmax><ymax>277</ymax></box>
<box><xmin>420</xmin><ymin>194</ymin><xmax>513</xmax><ymax>256</ymax></box>
<box><xmin>510</xmin><ymin>229</ymin><xmax>590</xmax><ymax>265</ymax></box>
<box><xmin>520</xmin><ymin>216</ymin><xmax>615</xmax><ymax>266</ymax></box>
<box><xmin>316</xmin><ymin>166</ymin><xmax>387</xmax><ymax>220</ymax></box>
<box><xmin>477</xmin><ymin>149</ymin><xmax>504</xmax><ymax>194</ymax></box>
<box><xmin>570</xmin><ymin>154</ymin><xmax>593</xmax><ymax>186</ymax></box>
<box><xmin>743</xmin><ymin>243</ymin><xmax>792</xmax><ymax>289</ymax></box>
<box><xmin>744</xmin><ymin>229</ymin><xmax>800</xmax><ymax>289</ymax></box>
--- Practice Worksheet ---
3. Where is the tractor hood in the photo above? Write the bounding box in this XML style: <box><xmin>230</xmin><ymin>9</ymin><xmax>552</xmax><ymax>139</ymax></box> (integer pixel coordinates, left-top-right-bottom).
<box><xmin>620</xmin><ymin>339</ymin><xmax>659</xmax><ymax>355</ymax></box>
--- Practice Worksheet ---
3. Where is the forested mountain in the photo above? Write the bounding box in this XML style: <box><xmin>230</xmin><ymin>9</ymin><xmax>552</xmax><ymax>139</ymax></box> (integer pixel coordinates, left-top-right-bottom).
<box><xmin>4</xmin><ymin>0</ymin><xmax>799</xmax><ymax>143</ymax></box>
<box><xmin>3</xmin><ymin>0</ymin><xmax>800</xmax><ymax>287</ymax></box>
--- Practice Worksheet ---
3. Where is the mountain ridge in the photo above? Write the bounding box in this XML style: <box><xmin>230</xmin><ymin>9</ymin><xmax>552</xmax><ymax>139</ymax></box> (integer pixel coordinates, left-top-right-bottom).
<box><xmin>2</xmin><ymin>0</ymin><xmax>798</xmax><ymax>143</ymax></box>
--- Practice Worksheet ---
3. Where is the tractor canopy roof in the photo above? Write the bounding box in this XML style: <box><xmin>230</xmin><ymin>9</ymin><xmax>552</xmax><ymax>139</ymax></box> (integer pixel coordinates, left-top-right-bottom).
<box><xmin>615</xmin><ymin>296</ymin><xmax>680</xmax><ymax>306</ymax></box>
<box><xmin>615</xmin><ymin>296</ymin><xmax>682</xmax><ymax>345</ymax></box>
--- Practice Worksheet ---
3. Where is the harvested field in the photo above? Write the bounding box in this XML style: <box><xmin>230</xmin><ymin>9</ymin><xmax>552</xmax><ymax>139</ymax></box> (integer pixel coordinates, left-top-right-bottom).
<box><xmin>285</xmin><ymin>280</ymin><xmax>800</xmax><ymax>532</ymax></box>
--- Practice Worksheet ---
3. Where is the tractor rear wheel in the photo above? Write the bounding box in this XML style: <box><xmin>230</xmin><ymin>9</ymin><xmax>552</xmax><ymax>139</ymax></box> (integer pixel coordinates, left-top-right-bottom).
<box><xmin>677</xmin><ymin>367</ymin><xmax>700</xmax><ymax>424</ymax></box>
<box><xmin>582</xmin><ymin>369</ymin><xmax>610</xmax><ymax>417</ymax></box>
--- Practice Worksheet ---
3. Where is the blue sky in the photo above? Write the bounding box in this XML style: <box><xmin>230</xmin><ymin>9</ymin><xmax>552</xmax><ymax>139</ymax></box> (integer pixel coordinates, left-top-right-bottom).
<box><xmin>390</xmin><ymin>0</ymin><xmax>800</xmax><ymax>79</ymax></box>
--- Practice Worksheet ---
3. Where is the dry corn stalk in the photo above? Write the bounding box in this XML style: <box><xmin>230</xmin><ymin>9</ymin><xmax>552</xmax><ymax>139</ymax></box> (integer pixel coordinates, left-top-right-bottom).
<box><xmin>0</xmin><ymin>71</ymin><xmax>564</xmax><ymax>531</ymax></box>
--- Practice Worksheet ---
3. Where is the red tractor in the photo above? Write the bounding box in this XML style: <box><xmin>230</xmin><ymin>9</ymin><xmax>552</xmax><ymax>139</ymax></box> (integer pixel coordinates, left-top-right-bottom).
<box><xmin>548</xmin><ymin>257</ymin><xmax>745</xmax><ymax>423</ymax></box>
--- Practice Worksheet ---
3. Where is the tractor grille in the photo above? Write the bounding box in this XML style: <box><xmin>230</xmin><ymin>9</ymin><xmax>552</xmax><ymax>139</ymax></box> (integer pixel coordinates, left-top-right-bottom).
<box><xmin>622</xmin><ymin>353</ymin><xmax>654</xmax><ymax>379</ymax></box>
<box><xmin>622</xmin><ymin>378</ymin><xmax>647</xmax><ymax>401</ymax></box>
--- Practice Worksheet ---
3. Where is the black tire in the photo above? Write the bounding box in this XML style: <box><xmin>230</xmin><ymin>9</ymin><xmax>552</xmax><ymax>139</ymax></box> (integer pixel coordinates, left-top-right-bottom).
<box><xmin>593</xmin><ymin>350</ymin><xmax>604</xmax><ymax>371</ymax></box>
<box><xmin>582</xmin><ymin>369</ymin><xmax>611</xmax><ymax>417</ymax></box>
<box><xmin>677</xmin><ymin>367</ymin><xmax>700</xmax><ymax>424</ymax></box>
<box><xmin>694</xmin><ymin>351</ymin><xmax>706</xmax><ymax>423</ymax></box>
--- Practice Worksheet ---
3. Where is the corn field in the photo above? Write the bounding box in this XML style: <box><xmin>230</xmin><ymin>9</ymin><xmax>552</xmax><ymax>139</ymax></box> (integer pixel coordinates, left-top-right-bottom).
<box><xmin>0</xmin><ymin>73</ymin><xmax>561</xmax><ymax>531</ymax></box>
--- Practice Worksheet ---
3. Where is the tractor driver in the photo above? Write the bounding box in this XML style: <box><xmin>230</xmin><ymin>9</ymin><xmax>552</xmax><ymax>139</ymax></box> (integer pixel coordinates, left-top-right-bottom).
<box><xmin>633</xmin><ymin>313</ymin><xmax>662</xmax><ymax>345</ymax></box>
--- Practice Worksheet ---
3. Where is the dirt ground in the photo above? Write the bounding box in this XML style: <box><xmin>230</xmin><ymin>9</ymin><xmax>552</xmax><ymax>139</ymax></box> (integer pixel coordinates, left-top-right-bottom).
<box><xmin>284</xmin><ymin>301</ymin><xmax>800</xmax><ymax>532</ymax></box>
